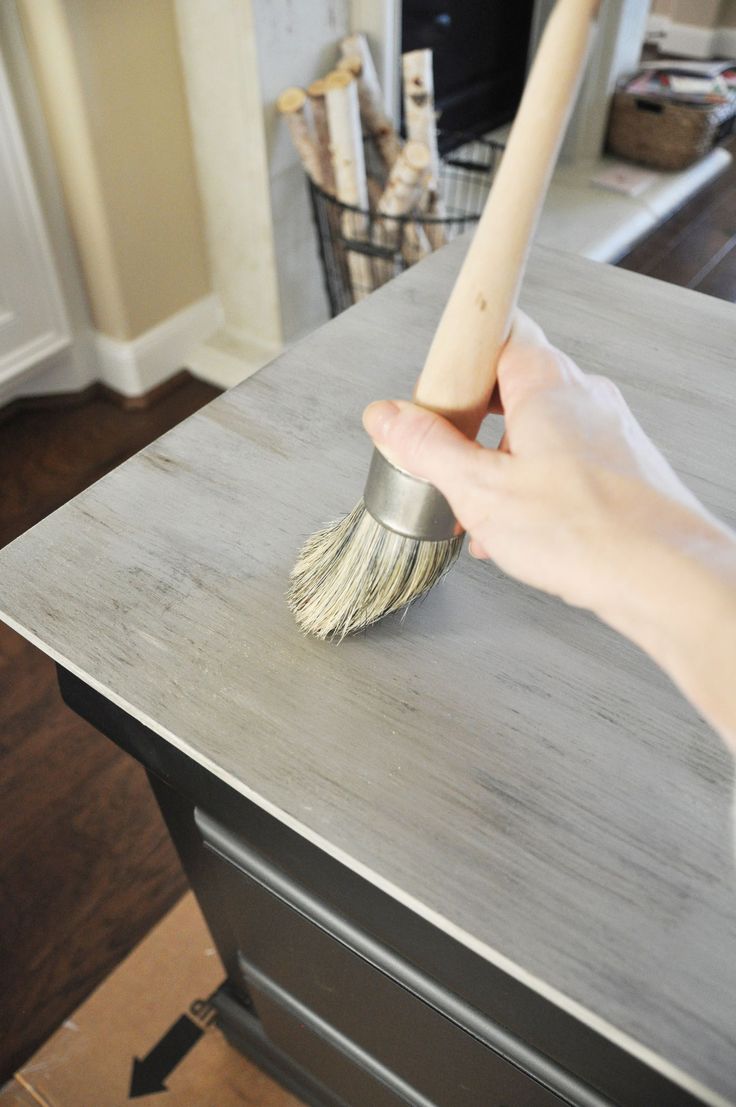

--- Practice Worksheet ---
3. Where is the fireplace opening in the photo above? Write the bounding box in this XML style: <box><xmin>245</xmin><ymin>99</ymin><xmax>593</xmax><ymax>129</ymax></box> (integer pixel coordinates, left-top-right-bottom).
<box><xmin>402</xmin><ymin>0</ymin><xmax>536</xmax><ymax>143</ymax></box>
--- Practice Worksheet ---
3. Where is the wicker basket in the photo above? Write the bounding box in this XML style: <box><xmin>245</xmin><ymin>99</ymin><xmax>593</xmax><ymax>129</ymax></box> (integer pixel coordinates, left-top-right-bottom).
<box><xmin>607</xmin><ymin>89</ymin><xmax>736</xmax><ymax>171</ymax></box>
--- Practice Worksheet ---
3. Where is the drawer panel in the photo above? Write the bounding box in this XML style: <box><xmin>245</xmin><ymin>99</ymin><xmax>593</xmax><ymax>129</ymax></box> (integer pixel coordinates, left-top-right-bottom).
<box><xmin>245</xmin><ymin>961</ymin><xmax>422</xmax><ymax>1107</ymax></box>
<box><xmin>198</xmin><ymin>810</ymin><xmax>576</xmax><ymax>1107</ymax></box>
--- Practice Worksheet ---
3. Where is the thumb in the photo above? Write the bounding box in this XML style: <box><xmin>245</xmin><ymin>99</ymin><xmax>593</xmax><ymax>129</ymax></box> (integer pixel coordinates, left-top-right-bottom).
<box><xmin>362</xmin><ymin>400</ymin><xmax>493</xmax><ymax>498</ymax></box>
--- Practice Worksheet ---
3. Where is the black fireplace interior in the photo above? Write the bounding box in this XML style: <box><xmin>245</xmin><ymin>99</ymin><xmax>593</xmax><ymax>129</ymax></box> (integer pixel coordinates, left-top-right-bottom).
<box><xmin>402</xmin><ymin>0</ymin><xmax>536</xmax><ymax>144</ymax></box>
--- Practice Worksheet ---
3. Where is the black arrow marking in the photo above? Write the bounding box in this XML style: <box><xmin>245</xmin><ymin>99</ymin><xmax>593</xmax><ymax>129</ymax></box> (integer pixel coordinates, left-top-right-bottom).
<box><xmin>129</xmin><ymin>1014</ymin><xmax>203</xmax><ymax>1099</ymax></box>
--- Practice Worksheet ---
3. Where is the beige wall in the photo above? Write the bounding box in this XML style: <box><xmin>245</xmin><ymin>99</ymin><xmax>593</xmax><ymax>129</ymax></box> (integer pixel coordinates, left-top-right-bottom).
<box><xmin>675</xmin><ymin>0</ymin><xmax>722</xmax><ymax>25</ymax></box>
<box><xmin>651</xmin><ymin>0</ymin><xmax>736</xmax><ymax>32</ymax></box>
<box><xmin>653</xmin><ymin>0</ymin><xmax>736</xmax><ymax>25</ymax></box>
<box><xmin>19</xmin><ymin>0</ymin><xmax>210</xmax><ymax>341</ymax></box>
<box><xmin>720</xmin><ymin>0</ymin><xmax>736</xmax><ymax>27</ymax></box>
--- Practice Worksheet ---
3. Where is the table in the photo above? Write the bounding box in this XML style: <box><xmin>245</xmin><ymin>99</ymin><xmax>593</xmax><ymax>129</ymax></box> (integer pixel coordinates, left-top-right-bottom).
<box><xmin>1</xmin><ymin>240</ymin><xmax>735</xmax><ymax>1107</ymax></box>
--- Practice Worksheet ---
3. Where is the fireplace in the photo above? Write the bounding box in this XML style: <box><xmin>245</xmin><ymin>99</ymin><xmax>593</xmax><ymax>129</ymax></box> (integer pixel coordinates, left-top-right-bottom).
<box><xmin>402</xmin><ymin>0</ymin><xmax>536</xmax><ymax>139</ymax></box>
<box><xmin>176</xmin><ymin>0</ymin><xmax>732</xmax><ymax>389</ymax></box>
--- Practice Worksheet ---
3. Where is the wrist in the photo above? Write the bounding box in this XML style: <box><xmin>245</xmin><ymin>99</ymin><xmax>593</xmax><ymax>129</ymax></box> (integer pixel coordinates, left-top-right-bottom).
<box><xmin>596</xmin><ymin>500</ymin><xmax>736</xmax><ymax>744</ymax></box>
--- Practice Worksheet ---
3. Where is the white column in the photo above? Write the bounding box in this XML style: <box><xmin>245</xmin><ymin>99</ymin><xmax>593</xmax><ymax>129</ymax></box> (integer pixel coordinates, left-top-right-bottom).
<box><xmin>530</xmin><ymin>0</ymin><xmax>650</xmax><ymax>165</ymax></box>
<box><xmin>175</xmin><ymin>0</ymin><xmax>283</xmax><ymax>362</ymax></box>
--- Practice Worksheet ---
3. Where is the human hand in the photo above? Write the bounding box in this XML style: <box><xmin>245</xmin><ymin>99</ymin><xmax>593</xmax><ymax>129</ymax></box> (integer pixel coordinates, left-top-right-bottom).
<box><xmin>363</xmin><ymin>311</ymin><xmax>717</xmax><ymax>619</ymax></box>
<box><xmin>363</xmin><ymin>311</ymin><xmax>736</xmax><ymax>747</ymax></box>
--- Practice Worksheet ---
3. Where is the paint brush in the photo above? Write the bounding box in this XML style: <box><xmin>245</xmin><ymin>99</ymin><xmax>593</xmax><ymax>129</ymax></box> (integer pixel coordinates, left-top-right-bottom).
<box><xmin>289</xmin><ymin>0</ymin><xmax>600</xmax><ymax>640</ymax></box>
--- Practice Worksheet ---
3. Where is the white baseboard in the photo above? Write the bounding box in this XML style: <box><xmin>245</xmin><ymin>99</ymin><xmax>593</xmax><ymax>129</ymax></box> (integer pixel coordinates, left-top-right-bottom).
<box><xmin>645</xmin><ymin>13</ymin><xmax>670</xmax><ymax>44</ymax></box>
<box><xmin>663</xmin><ymin>21</ymin><xmax>714</xmax><ymax>59</ymax></box>
<box><xmin>0</xmin><ymin>294</ymin><xmax>223</xmax><ymax>409</ymax></box>
<box><xmin>93</xmin><ymin>293</ymin><xmax>223</xmax><ymax>397</ymax></box>
<box><xmin>646</xmin><ymin>14</ymin><xmax>736</xmax><ymax>59</ymax></box>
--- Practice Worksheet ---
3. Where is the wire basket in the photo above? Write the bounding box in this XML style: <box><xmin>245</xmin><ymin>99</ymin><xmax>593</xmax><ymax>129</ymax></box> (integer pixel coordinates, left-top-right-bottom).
<box><xmin>308</xmin><ymin>135</ymin><xmax>503</xmax><ymax>316</ymax></box>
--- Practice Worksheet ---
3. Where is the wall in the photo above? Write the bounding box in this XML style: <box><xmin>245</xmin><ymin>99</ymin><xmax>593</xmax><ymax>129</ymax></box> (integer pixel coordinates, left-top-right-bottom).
<box><xmin>18</xmin><ymin>0</ymin><xmax>211</xmax><ymax>343</ymax></box>
<box><xmin>675</xmin><ymin>0</ymin><xmax>722</xmax><ymax>25</ymax></box>
<box><xmin>651</xmin><ymin>0</ymin><xmax>732</xmax><ymax>23</ymax></box>
<box><xmin>721</xmin><ymin>0</ymin><xmax>736</xmax><ymax>26</ymax></box>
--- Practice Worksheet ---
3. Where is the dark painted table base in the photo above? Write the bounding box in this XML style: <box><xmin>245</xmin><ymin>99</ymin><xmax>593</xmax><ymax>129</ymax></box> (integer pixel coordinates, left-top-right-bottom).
<box><xmin>57</xmin><ymin>667</ymin><xmax>704</xmax><ymax>1107</ymax></box>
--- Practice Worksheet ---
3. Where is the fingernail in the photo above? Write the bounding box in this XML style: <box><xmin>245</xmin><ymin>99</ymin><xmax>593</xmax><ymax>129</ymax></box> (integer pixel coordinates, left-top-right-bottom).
<box><xmin>363</xmin><ymin>400</ymin><xmax>400</xmax><ymax>443</ymax></box>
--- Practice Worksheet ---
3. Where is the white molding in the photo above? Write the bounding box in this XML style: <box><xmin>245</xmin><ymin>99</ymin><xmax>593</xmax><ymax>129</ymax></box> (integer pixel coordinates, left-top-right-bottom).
<box><xmin>644</xmin><ymin>14</ymin><xmax>736</xmax><ymax>59</ymax></box>
<box><xmin>0</xmin><ymin>26</ymin><xmax>71</xmax><ymax>386</ymax></box>
<box><xmin>93</xmin><ymin>293</ymin><xmax>223</xmax><ymax>397</ymax></box>
<box><xmin>0</xmin><ymin>5</ymin><xmax>95</xmax><ymax>325</ymax></box>
<box><xmin>561</xmin><ymin>0</ymin><xmax>650</xmax><ymax>164</ymax></box>
<box><xmin>663</xmin><ymin>21</ymin><xmax>716</xmax><ymax>59</ymax></box>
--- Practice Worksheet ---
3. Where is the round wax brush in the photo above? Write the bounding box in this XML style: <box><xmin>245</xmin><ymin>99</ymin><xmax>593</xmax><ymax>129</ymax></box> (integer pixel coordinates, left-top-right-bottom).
<box><xmin>289</xmin><ymin>0</ymin><xmax>601</xmax><ymax>640</ymax></box>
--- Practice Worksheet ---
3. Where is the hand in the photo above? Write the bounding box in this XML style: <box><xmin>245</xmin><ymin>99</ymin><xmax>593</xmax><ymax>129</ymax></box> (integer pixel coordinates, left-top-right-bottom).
<box><xmin>364</xmin><ymin>311</ymin><xmax>711</xmax><ymax>616</ymax></box>
<box><xmin>363</xmin><ymin>311</ymin><xmax>736</xmax><ymax>747</ymax></box>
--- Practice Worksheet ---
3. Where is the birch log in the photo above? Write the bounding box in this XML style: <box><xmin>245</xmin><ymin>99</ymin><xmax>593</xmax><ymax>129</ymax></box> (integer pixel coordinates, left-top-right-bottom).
<box><xmin>307</xmin><ymin>78</ymin><xmax>335</xmax><ymax>194</ymax></box>
<box><xmin>375</xmin><ymin>140</ymin><xmax>431</xmax><ymax>279</ymax></box>
<box><xmin>402</xmin><ymin>50</ymin><xmax>447</xmax><ymax>248</ymax></box>
<box><xmin>377</xmin><ymin>140</ymin><xmax>430</xmax><ymax>220</ymax></box>
<box><xmin>340</xmin><ymin>33</ymin><xmax>402</xmax><ymax>170</ymax></box>
<box><xmin>324</xmin><ymin>69</ymin><xmax>373</xmax><ymax>301</ymax></box>
<box><xmin>276</xmin><ymin>86</ymin><xmax>323</xmax><ymax>187</ymax></box>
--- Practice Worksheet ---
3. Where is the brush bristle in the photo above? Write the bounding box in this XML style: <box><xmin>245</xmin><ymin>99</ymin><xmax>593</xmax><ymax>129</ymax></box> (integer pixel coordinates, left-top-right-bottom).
<box><xmin>288</xmin><ymin>501</ymin><xmax>463</xmax><ymax>640</ymax></box>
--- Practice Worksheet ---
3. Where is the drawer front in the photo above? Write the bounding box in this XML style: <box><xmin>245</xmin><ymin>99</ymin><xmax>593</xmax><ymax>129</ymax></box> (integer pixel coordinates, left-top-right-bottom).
<box><xmin>198</xmin><ymin>811</ymin><xmax>578</xmax><ymax>1107</ymax></box>
<box><xmin>246</xmin><ymin>963</ymin><xmax>423</xmax><ymax>1107</ymax></box>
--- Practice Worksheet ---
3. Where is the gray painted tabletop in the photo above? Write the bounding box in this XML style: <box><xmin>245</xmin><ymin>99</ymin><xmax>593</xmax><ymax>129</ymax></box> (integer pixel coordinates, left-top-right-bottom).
<box><xmin>1</xmin><ymin>241</ymin><xmax>735</xmax><ymax>1105</ymax></box>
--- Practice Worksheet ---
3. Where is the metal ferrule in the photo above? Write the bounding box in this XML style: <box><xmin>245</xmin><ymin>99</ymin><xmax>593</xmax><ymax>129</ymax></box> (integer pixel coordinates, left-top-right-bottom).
<box><xmin>363</xmin><ymin>449</ymin><xmax>459</xmax><ymax>541</ymax></box>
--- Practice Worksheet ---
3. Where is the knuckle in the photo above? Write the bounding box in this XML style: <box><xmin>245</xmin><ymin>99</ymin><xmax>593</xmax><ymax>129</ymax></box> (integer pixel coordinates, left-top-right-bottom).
<box><xmin>499</xmin><ymin>347</ymin><xmax>565</xmax><ymax>405</ymax></box>
<box><xmin>588</xmin><ymin>374</ymin><xmax>622</xmax><ymax>403</ymax></box>
<box><xmin>401</xmin><ymin>410</ymin><xmax>445</xmax><ymax>470</ymax></box>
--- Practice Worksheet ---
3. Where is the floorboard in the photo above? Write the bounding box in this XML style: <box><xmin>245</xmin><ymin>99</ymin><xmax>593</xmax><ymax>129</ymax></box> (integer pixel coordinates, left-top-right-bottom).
<box><xmin>617</xmin><ymin>136</ymin><xmax>736</xmax><ymax>302</ymax></box>
<box><xmin>695</xmin><ymin>236</ymin><xmax>736</xmax><ymax>299</ymax></box>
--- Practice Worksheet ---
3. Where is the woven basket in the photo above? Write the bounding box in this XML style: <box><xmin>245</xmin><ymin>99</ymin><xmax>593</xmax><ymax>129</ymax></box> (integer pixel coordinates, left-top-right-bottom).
<box><xmin>607</xmin><ymin>90</ymin><xmax>736</xmax><ymax>171</ymax></box>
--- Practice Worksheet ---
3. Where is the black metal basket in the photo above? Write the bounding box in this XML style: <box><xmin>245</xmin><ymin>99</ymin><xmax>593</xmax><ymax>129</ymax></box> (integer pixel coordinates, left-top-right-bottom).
<box><xmin>308</xmin><ymin>135</ymin><xmax>503</xmax><ymax>316</ymax></box>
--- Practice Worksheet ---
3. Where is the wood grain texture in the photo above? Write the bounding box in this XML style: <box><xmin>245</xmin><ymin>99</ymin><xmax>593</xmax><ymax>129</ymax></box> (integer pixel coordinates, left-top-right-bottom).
<box><xmin>0</xmin><ymin>244</ymin><xmax>735</xmax><ymax>1104</ymax></box>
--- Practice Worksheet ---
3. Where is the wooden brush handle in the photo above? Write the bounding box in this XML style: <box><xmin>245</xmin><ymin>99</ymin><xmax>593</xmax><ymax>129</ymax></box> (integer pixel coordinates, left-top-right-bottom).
<box><xmin>414</xmin><ymin>0</ymin><xmax>600</xmax><ymax>439</ymax></box>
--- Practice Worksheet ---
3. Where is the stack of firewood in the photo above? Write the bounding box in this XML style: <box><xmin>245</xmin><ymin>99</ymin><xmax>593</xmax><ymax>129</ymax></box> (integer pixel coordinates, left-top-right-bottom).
<box><xmin>277</xmin><ymin>34</ymin><xmax>447</xmax><ymax>302</ymax></box>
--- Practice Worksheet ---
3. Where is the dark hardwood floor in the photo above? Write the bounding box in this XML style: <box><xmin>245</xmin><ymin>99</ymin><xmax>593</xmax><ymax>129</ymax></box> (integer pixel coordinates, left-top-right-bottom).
<box><xmin>617</xmin><ymin>135</ymin><xmax>736</xmax><ymax>300</ymax></box>
<box><xmin>0</xmin><ymin>375</ymin><xmax>219</xmax><ymax>1082</ymax></box>
<box><xmin>1</xmin><ymin>138</ymin><xmax>734</xmax><ymax>1085</ymax></box>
